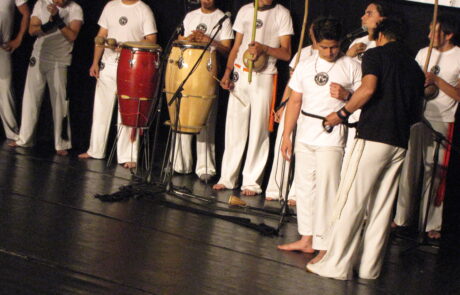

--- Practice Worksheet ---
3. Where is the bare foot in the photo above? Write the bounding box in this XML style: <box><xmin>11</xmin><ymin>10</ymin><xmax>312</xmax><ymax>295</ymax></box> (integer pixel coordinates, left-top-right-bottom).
<box><xmin>123</xmin><ymin>162</ymin><xmax>136</xmax><ymax>169</ymax></box>
<box><xmin>213</xmin><ymin>184</ymin><xmax>227</xmax><ymax>190</ymax></box>
<box><xmin>288</xmin><ymin>199</ymin><xmax>296</xmax><ymax>206</ymax></box>
<box><xmin>309</xmin><ymin>250</ymin><xmax>326</xmax><ymax>264</ymax></box>
<box><xmin>277</xmin><ymin>236</ymin><xmax>315</xmax><ymax>253</ymax></box>
<box><xmin>78</xmin><ymin>152</ymin><xmax>92</xmax><ymax>159</ymax></box>
<box><xmin>56</xmin><ymin>150</ymin><xmax>69</xmax><ymax>156</ymax></box>
<box><xmin>241</xmin><ymin>189</ymin><xmax>257</xmax><ymax>196</ymax></box>
<box><xmin>8</xmin><ymin>141</ymin><xmax>18</xmax><ymax>147</ymax></box>
<box><xmin>427</xmin><ymin>230</ymin><xmax>441</xmax><ymax>239</ymax></box>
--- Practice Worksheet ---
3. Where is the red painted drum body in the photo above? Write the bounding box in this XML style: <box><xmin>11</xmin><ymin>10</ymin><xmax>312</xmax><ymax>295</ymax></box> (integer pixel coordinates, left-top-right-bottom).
<box><xmin>117</xmin><ymin>41</ymin><xmax>161</xmax><ymax>128</ymax></box>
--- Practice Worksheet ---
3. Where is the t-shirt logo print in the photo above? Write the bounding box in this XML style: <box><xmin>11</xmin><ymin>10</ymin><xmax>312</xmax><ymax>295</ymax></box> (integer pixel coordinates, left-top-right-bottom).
<box><xmin>256</xmin><ymin>19</ymin><xmax>263</xmax><ymax>29</ymax></box>
<box><xmin>431</xmin><ymin>65</ymin><xmax>440</xmax><ymax>75</ymax></box>
<box><xmin>196</xmin><ymin>23</ymin><xmax>207</xmax><ymax>33</ymax></box>
<box><xmin>29</xmin><ymin>57</ymin><xmax>36</xmax><ymax>67</ymax></box>
<box><xmin>232</xmin><ymin>71</ymin><xmax>239</xmax><ymax>83</ymax></box>
<box><xmin>314</xmin><ymin>72</ymin><xmax>329</xmax><ymax>86</ymax></box>
<box><xmin>119</xmin><ymin>16</ymin><xmax>128</xmax><ymax>26</ymax></box>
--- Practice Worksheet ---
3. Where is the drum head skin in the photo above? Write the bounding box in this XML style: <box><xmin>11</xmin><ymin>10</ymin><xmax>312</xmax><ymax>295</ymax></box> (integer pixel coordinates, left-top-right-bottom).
<box><xmin>122</xmin><ymin>41</ymin><xmax>162</xmax><ymax>51</ymax></box>
<box><xmin>173</xmin><ymin>40</ymin><xmax>214</xmax><ymax>50</ymax></box>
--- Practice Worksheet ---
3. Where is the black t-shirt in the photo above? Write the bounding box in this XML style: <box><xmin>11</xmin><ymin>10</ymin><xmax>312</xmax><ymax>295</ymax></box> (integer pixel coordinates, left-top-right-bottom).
<box><xmin>357</xmin><ymin>41</ymin><xmax>425</xmax><ymax>149</ymax></box>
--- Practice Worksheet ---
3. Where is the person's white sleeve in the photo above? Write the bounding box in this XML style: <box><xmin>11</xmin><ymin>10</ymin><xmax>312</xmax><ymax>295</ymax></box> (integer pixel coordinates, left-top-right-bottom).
<box><xmin>232</xmin><ymin>8</ymin><xmax>245</xmax><ymax>34</ymax></box>
<box><xmin>143</xmin><ymin>8</ymin><xmax>158</xmax><ymax>35</ymax></box>
<box><xmin>182</xmin><ymin>12</ymin><xmax>191</xmax><ymax>37</ymax></box>
<box><xmin>15</xmin><ymin>0</ymin><xmax>28</xmax><ymax>7</ymax></box>
<box><xmin>31</xmin><ymin>1</ymin><xmax>41</xmax><ymax>18</ymax></box>
<box><xmin>97</xmin><ymin>4</ymin><xmax>110</xmax><ymax>29</ymax></box>
<box><xmin>277</xmin><ymin>8</ymin><xmax>294</xmax><ymax>36</ymax></box>
<box><xmin>220</xmin><ymin>18</ymin><xmax>234</xmax><ymax>40</ymax></box>
<box><xmin>415</xmin><ymin>49</ymin><xmax>424</xmax><ymax>68</ymax></box>
<box><xmin>288</xmin><ymin>65</ymin><xmax>303</xmax><ymax>93</ymax></box>
<box><xmin>69</xmin><ymin>4</ymin><xmax>84</xmax><ymax>24</ymax></box>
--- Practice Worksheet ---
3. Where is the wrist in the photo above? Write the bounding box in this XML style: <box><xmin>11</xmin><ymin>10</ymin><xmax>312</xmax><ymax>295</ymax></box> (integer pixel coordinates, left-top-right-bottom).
<box><xmin>345</xmin><ymin>92</ymin><xmax>352</xmax><ymax>101</ymax></box>
<box><xmin>336</xmin><ymin>106</ymin><xmax>352</xmax><ymax>121</ymax></box>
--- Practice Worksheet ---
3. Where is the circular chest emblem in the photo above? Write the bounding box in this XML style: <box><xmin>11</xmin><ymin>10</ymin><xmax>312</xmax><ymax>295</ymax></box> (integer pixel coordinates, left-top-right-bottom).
<box><xmin>314</xmin><ymin>72</ymin><xmax>329</xmax><ymax>86</ymax></box>
<box><xmin>232</xmin><ymin>71</ymin><xmax>239</xmax><ymax>83</ymax></box>
<box><xmin>119</xmin><ymin>16</ymin><xmax>128</xmax><ymax>26</ymax></box>
<box><xmin>196</xmin><ymin>23</ymin><xmax>207</xmax><ymax>33</ymax></box>
<box><xmin>29</xmin><ymin>57</ymin><xmax>36</xmax><ymax>67</ymax></box>
<box><xmin>100</xmin><ymin>62</ymin><xmax>105</xmax><ymax>71</ymax></box>
<box><xmin>431</xmin><ymin>65</ymin><xmax>440</xmax><ymax>75</ymax></box>
<box><xmin>256</xmin><ymin>19</ymin><xmax>263</xmax><ymax>29</ymax></box>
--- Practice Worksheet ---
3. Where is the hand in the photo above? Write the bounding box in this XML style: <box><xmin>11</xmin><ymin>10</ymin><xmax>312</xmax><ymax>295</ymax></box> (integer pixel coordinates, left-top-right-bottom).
<box><xmin>47</xmin><ymin>4</ymin><xmax>58</xmax><ymax>16</ymax></box>
<box><xmin>324</xmin><ymin>112</ymin><xmax>342</xmax><ymax>128</ymax></box>
<box><xmin>247</xmin><ymin>41</ymin><xmax>267</xmax><ymax>61</ymax></box>
<box><xmin>274</xmin><ymin>107</ymin><xmax>284</xmax><ymax>123</ymax></box>
<box><xmin>89</xmin><ymin>63</ymin><xmax>100</xmax><ymax>78</ymax></box>
<box><xmin>3</xmin><ymin>38</ymin><xmax>21</xmax><ymax>52</ymax></box>
<box><xmin>330</xmin><ymin>82</ymin><xmax>350</xmax><ymax>101</ymax></box>
<box><xmin>220</xmin><ymin>74</ymin><xmax>234</xmax><ymax>90</ymax></box>
<box><xmin>281</xmin><ymin>135</ymin><xmax>292</xmax><ymax>161</ymax></box>
<box><xmin>346</xmin><ymin>42</ymin><xmax>367</xmax><ymax>58</ymax></box>
<box><xmin>191</xmin><ymin>30</ymin><xmax>211</xmax><ymax>43</ymax></box>
<box><xmin>425</xmin><ymin>72</ymin><xmax>439</xmax><ymax>87</ymax></box>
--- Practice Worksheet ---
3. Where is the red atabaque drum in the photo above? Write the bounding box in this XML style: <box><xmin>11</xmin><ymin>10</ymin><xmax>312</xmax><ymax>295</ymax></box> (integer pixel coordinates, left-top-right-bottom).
<box><xmin>117</xmin><ymin>41</ymin><xmax>162</xmax><ymax>128</ymax></box>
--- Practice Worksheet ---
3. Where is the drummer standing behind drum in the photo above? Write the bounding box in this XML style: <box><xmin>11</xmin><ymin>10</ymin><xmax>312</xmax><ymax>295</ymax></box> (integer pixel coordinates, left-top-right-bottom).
<box><xmin>9</xmin><ymin>0</ymin><xmax>83</xmax><ymax>155</ymax></box>
<box><xmin>213</xmin><ymin>0</ymin><xmax>293</xmax><ymax>196</ymax></box>
<box><xmin>172</xmin><ymin>0</ymin><xmax>234</xmax><ymax>181</ymax></box>
<box><xmin>78</xmin><ymin>0</ymin><xmax>157</xmax><ymax>169</ymax></box>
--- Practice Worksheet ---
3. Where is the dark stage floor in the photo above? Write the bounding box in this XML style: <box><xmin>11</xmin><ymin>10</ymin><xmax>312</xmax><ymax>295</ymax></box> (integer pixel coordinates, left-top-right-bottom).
<box><xmin>0</xmin><ymin>141</ymin><xmax>459</xmax><ymax>295</ymax></box>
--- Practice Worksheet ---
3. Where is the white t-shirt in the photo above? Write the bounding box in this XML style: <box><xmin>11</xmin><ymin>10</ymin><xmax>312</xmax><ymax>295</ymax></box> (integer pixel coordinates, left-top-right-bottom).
<box><xmin>416</xmin><ymin>46</ymin><xmax>460</xmax><ymax>123</ymax></box>
<box><xmin>98</xmin><ymin>0</ymin><xmax>158</xmax><ymax>65</ymax></box>
<box><xmin>31</xmin><ymin>0</ymin><xmax>83</xmax><ymax>65</ymax></box>
<box><xmin>289</xmin><ymin>45</ymin><xmax>316</xmax><ymax>70</ymax></box>
<box><xmin>349</xmin><ymin>35</ymin><xmax>376</xmax><ymax>64</ymax></box>
<box><xmin>0</xmin><ymin>0</ymin><xmax>27</xmax><ymax>45</ymax></box>
<box><xmin>289</xmin><ymin>55</ymin><xmax>362</xmax><ymax>147</ymax></box>
<box><xmin>233</xmin><ymin>3</ymin><xmax>294</xmax><ymax>74</ymax></box>
<box><xmin>183</xmin><ymin>8</ymin><xmax>234</xmax><ymax>42</ymax></box>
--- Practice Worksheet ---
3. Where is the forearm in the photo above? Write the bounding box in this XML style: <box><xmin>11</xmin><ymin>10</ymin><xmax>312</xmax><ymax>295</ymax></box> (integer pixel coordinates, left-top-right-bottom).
<box><xmin>92</xmin><ymin>45</ymin><xmax>104</xmax><ymax>65</ymax></box>
<box><xmin>282</xmin><ymin>95</ymin><xmax>301</xmax><ymax>138</ymax></box>
<box><xmin>29</xmin><ymin>24</ymin><xmax>42</xmax><ymax>36</ymax></box>
<box><xmin>15</xmin><ymin>14</ymin><xmax>30</xmax><ymax>43</ymax></box>
<box><xmin>223</xmin><ymin>47</ymin><xmax>238</xmax><ymax>77</ymax></box>
<box><xmin>214</xmin><ymin>39</ymin><xmax>231</xmax><ymax>56</ymax></box>
<box><xmin>59</xmin><ymin>26</ymin><xmax>78</xmax><ymax>42</ymax></box>
<box><xmin>436</xmin><ymin>79</ymin><xmax>460</xmax><ymax>102</ymax></box>
<box><xmin>343</xmin><ymin>86</ymin><xmax>373</xmax><ymax>113</ymax></box>
<box><xmin>145</xmin><ymin>33</ymin><xmax>157</xmax><ymax>43</ymax></box>
<box><xmin>264</xmin><ymin>45</ymin><xmax>291</xmax><ymax>61</ymax></box>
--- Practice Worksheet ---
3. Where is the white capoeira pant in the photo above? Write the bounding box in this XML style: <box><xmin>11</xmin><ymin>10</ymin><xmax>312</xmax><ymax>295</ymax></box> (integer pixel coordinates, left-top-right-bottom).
<box><xmin>217</xmin><ymin>67</ymin><xmax>274</xmax><ymax>193</ymax></box>
<box><xmin>295</xmin><ymin>142</ymin><xmax>343</xmax><ymax>250</ymax></box>
<box><xmin>86</xmin><ymin>62</ymin><xmax>139</xmax><ymax>164</ymax></box>
<box><xmin>16</xmin><ymin>58</ymin><xmax>71</xmax><ymax>151</ymax></box>
<box><xmin>0</xmin><ymin>49</ymin><xmax>19</xmax><ymax>140</ymax></box>
<box><xmin>307</xmin><ymin>139</ymin><xmax>406</xmax><ymax>280</ymax></box>
<box><xmin>265</xmin><ymin>108</ymin><xmax>296</xmax><ymax>200</ymax></box>
<box><xmin>172</xmin><ymin>100</ymin><xmax>217</xmax><ymax>177</ymax></box>
<box><xmin>394</xmin><ymin>121</ymin><xmax>453</xmax><ymax>232</ymax></box>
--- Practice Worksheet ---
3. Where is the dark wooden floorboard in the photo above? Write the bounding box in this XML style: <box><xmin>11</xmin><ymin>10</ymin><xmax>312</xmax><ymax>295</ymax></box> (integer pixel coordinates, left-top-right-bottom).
<box><xmin>0</xmin><ymin>142</ymin><xmax>459</xmax><ymax>295</ymax></box>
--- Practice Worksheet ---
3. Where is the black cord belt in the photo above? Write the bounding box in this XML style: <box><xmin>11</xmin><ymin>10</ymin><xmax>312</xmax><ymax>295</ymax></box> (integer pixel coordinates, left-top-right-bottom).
<box><xmin>301</xmin><ymin>110</ymin><xmax>358</xmax><ymax>133</ymax></box>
